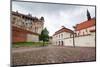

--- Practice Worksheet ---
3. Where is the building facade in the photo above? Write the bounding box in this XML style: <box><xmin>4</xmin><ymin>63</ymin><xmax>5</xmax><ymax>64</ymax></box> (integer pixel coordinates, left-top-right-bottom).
<box><xmin>52</xmin><ymin>26</ymin><xmax>74</xmax><ymax>46</ymax></box>
<box><xmin>74</xmin><ymin>18</ymin><xmax>95</xmax><ymax>37</ymax></box>
<box><xmin>52</xmin><ymin>10</ymin><xmax>96</xmax><ymax>47</ymax></box>
<box><xmin>12</xmin><ymin>11</ymin><xmax>44</xmax><ymax>42</ymax></box>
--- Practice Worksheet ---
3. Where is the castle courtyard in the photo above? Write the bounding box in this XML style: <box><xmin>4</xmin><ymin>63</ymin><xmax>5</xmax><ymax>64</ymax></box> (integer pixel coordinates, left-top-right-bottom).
<box><xmin>12</xmin><ymin>45</ymin><xmax>96</xmax><ymax>66</ymax></box>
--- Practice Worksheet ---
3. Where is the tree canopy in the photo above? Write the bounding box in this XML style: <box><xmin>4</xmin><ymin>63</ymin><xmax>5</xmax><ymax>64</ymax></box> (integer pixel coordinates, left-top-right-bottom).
<box><xmin>39</xmin><ymin>28</ymin><xmax>49</xmax><ymax>42</ymax></box>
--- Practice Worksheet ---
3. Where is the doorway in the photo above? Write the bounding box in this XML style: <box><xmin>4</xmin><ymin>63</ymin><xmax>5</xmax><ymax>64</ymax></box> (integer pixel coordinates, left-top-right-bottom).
<box><xmin>61</xmin><ymin>41</ymin><xmax>64</xmax><ymax>46</ymax></box>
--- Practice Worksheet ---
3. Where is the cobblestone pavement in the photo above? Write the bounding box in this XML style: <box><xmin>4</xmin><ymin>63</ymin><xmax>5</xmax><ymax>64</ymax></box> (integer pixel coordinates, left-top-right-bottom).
<box><xmin>12</xmin><ymin>45</ymin><xmax>96</xmax><ymax>66</ymax></box>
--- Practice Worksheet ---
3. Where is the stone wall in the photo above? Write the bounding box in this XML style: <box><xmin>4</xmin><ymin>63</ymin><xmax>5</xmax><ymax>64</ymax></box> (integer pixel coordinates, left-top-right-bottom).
<box><xmin>74</xmin><ymin>34</ymin><xmax>95</xmax><ymax>47</ymax></box>
<box><xmin>64</xmin><ymin>33</ymin><xmax>95</xmax><ymax>47</ymax></box>
<box><xmin>64</xmin><ymin>38</ymin><xmax>73</xmax><ymax>46</ymax></box>
<box><xmin>52</xmin><ymin>32</ymin><xmax>95</xmax><ymax>47</ymax></box>
<box><xmin>27</xmin><ymin>34</ymin><xmax>39</xmax><ymax>42</ymax></box>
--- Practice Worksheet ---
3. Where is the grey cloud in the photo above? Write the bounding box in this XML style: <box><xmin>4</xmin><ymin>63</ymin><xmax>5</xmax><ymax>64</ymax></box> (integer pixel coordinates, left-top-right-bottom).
<box><xmin>12</xmin><ymin>1</ymin><xmax>95</xmax><ymax>36</ymax></box>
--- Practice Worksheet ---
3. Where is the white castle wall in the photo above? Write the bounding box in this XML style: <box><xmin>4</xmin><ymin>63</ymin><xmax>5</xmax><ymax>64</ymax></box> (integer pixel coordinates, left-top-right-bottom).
<box><xmin>75</xmin><ymin>35</ymin><xmax>95</xmax><ymax>47</ymax></box>
<box><xmin>64</xmin><ymin>38</ymin><xmax>73</xmax><ymax>46</ymax></box>
<box><xmin>53</xmin><ymin>32</ymin><xmax>95</xmax><ymax>47</ymax></box>
<box><xmin>27</xmin><ymin>34</ymin><xmax>39</xmax><ymax>42</ymax></box>
<box><xmin>64</xmin><ymin>33</ymin><xmax>95</xmax><ymax>47</ymax></box>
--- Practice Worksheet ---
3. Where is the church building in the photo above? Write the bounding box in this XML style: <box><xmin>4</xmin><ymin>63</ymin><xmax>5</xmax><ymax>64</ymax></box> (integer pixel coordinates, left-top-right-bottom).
<box><xmin>52</xmin><ymin>10</ymin><xmax>96</xmax><ymax>47</ymax></box>
<box><xmin>73</xmin><ymin>10</ymin><xmax>96</xmax><ymax>37</ymax></box>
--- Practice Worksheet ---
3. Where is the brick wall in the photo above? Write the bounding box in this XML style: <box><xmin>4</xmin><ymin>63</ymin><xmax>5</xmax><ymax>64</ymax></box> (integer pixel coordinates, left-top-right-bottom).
<box><xmin>12</xmin><ymin>26</ymin><xmax>39</xmax><ymax>43</ymax></box>
<box><xmin>12</xmin><ymin>26</ymin><xmax>27</xmax><ymax>43</ymax></box>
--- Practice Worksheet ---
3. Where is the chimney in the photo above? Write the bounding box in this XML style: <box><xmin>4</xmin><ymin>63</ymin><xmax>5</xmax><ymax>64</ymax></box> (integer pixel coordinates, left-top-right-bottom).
<box><xmin>61</xmin><ymin>26</ymin><xmax>65</xmax><ymax>28</ymax></box>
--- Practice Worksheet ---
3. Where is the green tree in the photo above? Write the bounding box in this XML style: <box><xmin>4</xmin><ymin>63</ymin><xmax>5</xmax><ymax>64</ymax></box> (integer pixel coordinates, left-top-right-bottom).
<box><xmin>39</xmin><ymin>28</ymin><xmax>49</xmax><ymax>46</ymax></box>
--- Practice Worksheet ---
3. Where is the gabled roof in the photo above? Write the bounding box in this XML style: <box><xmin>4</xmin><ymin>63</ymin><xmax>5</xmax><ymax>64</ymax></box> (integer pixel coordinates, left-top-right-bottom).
<box><xmin>74</xmin><ymin>18</ymin><xmax>96</xmax><ymax>31</ymax></box>
<box><xmin>53</xmin><ymin>26</ymin><xmax>74</xmax><ymax>36</ymax></box>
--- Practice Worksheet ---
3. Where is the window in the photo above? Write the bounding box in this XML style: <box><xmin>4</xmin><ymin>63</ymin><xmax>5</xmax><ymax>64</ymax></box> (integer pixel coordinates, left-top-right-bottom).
<box><xmin>30</xmin><ymin>22</ymin><xmax>32</xmax><ymax>25</ymax></box>
<box><xmin>26</xmin><ymin>23</ymin><xmax>28</xmax><ymax>25</ymax></box>
<box><xmin>59</xmin><ymin>41</ymin><xmax>60</xmax><ymax>45</ymax></box>
<box><xmin>59</xmin><ymin>34</ymin><xmax>60</xmax><ymax>38</ymax></box>
<box><xmin>13</xmin><ymin>17</ymin><xmax>16</xmax><ymax>21</ymax></box>
<box><xmin>35</xmin><ymin>27</ymin><xmax>36</xmax><ymax>32</ymax></box>
<box><xmin>75</xmin><ymin>33</ymin><xmax>77</xmax><ymax>37</ymax></box>
<box><xmin>25</xmin><ymin>19</ymin><xmax>27</xmax><ymax>22</ymax></box>
<box><xmin>83</xmin><ymin>32</ymin><xmax>84</xmax><ymax>35</ymax></box>
<box><xmin>61</xmin><ymin>34</ymin><xmax>63</xmax><ymax>38</ymax></box>
<box><xmin>31</xmin><ymin>26</ymin><xmax>32</xmax><ymax>28</ymax></box>
<box><xmin>22</xmin><ymin>22</ymin><xmax>24</xmax><ymax>24</ymax></box>
<box><xmin>86</xmin><ymin>29</ymin><xmax>89</xmax><ymax>34</ymax></box>
<box><xmin>12</xmin><ymin>17</ymin><xmax>16</xmax><ymax>24</ymax></box>
<box><xmin>77</xmin><ymin>32</ymin><xmax>78</xmax><ymax>36</ymax></box>
<box><xmin>56</xmin><ymin>42</ymin><xmax>57</xmax><ymax>45</ymax></box>
<box><xmin>86</xmin><ymin>29</ymin><xmax>88</xmax><ymax>32</ymax></box>
<box><xmin>56</xmin><ymin>35</ymin><xmax>58</xmax><ymax>39</ymax></box>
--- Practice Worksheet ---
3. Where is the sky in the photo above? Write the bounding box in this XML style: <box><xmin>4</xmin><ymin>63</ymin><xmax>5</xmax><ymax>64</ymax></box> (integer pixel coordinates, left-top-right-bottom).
<box><xmin>12</xmin><ymin>1</ymin><xmax>95</xmax><ymax>36</ymax></box>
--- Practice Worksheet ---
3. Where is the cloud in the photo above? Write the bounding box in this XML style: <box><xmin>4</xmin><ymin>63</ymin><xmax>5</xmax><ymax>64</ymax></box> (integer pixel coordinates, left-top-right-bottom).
<box><xmin>12</xmin><ymin>1</ymin><xmax>95</xmax><ymax>36</ymax></box>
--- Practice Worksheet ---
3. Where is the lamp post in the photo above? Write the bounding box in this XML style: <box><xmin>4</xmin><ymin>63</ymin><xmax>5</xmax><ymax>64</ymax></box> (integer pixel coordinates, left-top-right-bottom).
<box><xmin>73</xmin><ymin>33</ymin><xmax>75</xmax><ymax>48</ymax></box>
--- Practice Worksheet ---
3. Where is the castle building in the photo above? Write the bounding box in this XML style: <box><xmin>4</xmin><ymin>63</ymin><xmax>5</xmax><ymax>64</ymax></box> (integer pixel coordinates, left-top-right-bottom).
<box><xmin>12</xmin><ymin>11</ymin><xmax>44</xmax><ymax>42</ymax></box>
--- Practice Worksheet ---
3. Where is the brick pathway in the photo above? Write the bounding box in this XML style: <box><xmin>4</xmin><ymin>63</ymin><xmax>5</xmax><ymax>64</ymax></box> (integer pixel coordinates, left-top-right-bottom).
<box><xmin>12</xmin><ymin>45</ymin><xmax>96</xmax><ymax>66</ymax></box>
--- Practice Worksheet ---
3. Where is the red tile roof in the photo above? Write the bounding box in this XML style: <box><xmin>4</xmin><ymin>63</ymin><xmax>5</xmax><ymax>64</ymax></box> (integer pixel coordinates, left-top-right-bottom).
<box><xmin>74</xmin><ymin>18</ymin><xmax>96</xmax><ymax>31</ymax></box>
<box><xmin>53</xmin><ymin>27</ymin><xmax>74</xmax><ymax>36</ymax></box>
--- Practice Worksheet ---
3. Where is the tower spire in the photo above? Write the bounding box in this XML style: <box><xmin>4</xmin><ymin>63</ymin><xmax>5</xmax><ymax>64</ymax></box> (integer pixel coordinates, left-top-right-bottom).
<box><xmin>87</xmin><ymin>9</ymin><xmax>91</xmax><ymax>20</ymax></box>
